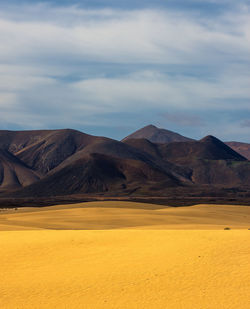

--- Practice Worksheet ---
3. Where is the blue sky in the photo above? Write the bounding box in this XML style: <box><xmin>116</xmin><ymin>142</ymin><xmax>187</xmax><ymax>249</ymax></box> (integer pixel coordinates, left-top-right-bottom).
<box><xmin>0</xmin><ymin>0</ymin><xmax>249</xmax><ymax>141</ymax></box>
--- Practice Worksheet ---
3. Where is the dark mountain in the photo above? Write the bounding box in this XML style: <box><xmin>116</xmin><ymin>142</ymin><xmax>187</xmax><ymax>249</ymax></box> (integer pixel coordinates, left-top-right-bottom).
<box><xmin>157</xmin><ymin>135</ymin><xmax>247</xmax><ymax>164</ymax></box>
<box><xmin>1</xmin><ymin>127</ymin><xmax>250</xmax><ymax>200</ymax></box>
<box><xmin>13</xmin><ymin>137</ymin><xmax>185</xmax><ymax>197</ymax></box>
<box><xmin>123</xmin><ymin>138</ymin><xmax>161</xmax><ymax>158</ymax></box>
<box><xmin>184</xmin><ymin>159</ymin><xmax>250</xmax><ymax>186</ymax></box>
<box><xmin>226</xmin><ymin>142</ymin><xmax>250</xmax><ymax>160</ymax></box>
<box><xmin>0</xmin><ymin>129</ymin><xmax>105</xmax><ymax>174</ymax></box>
<box><xmin>0</xmin><ymin>130</ymin><xmax>52</xmax><ymax>152</ymax></box>
<box><xmin>13</xmin><ymin>152</ymin><xmax>181</xmax><ymax>197</ymax></box>
<box><xmin>122</xmin><ymin>125</ymin><xmax>194</xmax><ymax>143</ymax></box>
<box><xmin>0</xmin><ymin>150</ymin><xmax>40</xmax><ymax>191</ymax></box>
<box><xmin>156</xmin><ymin>136</ymin><xmax>250</xmax><ymax>187</ymax></box>
<box><xmin>123</xmin><ymin>135</ymin><xmax>250</xmax><ymax>187</ymax></box>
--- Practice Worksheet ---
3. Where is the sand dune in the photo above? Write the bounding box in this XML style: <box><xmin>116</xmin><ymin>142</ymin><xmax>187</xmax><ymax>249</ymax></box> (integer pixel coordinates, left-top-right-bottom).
<box><xmin>0</xmin><ymin>201</ymin><xmax>250</xmax><ymax>230</ymax></box>
<box><xmin>0</xmin><ymin>229</ymin><xmax>249</xmax><ymax>309</ymax></box>
<box><xmin>0</xmin><ymin>202</ymin><xmax>249</xmax><ymax>308</ymax></box>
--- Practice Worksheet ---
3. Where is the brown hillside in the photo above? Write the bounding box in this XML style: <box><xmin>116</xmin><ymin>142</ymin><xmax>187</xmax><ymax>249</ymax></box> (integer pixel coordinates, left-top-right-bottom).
<box><xmin>122</xmin><ymin>125</ymin><xmax>194</xmax><ymax>143</ymax></box>
<box><xmin>158</xmin><ymin>135</ymin><xmax>247</xmax><ymax>164</ymax></box>
<box><xmin>123</xmin><ymin>138</ymin><xmax>162</xmax><ymax>158</ymax></box>
<box><xmin>13</xmin><ymin>152</ymin><xmax>180</xmax><ymax>197</ymax></box>
<box><xmin>1</xmin><ymin>128</ymin><xmax>250</xmax><ymax>199</ymax></box>
<box><xmin>0</xmin><ymin>129</ymin><xmax>105</xmax><ymax>174</ymax></box>
<box><xmin>156</xmin><ymin>136</ymin><xmax>250</xmax><ymax>186</ymax></box>
<box><xmin>226</xmin><ymin>141</ymin><xmax>250</xmax><ymax>160</ymax></box>
<box><xmin>0</xmin><ymin>150</ymin><xmax>40</xmax><ymax>191</ymax></box>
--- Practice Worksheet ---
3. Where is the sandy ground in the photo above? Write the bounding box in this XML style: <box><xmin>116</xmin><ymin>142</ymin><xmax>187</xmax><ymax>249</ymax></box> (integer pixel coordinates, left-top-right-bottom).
<box><xmin>0</xmin><ymin>201</ymin><xmax>250</xmax><ymax>230</ymax></box>
<box><xmin>0</xmin><ymin>202</ymin><xmax>250</xmax><ymax>309</ymax></box>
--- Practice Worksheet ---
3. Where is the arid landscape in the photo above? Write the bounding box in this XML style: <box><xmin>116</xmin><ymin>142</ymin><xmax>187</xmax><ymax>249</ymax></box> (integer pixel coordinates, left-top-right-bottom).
<box><xmin>0</xmin><ymin>201</ymin><xmax>250</xmax><ymax>309</ymax></box>
<box><xmin>0</xmin><ymin>127</ymin><xmax>250</xmax><ymax>308</ymax></box>
<box><xmin>1</xmin><ymin>125</ymin><xmax>250</xmax><ymax>204</ymax></box>
<box><xmin>1</xmin><ymin>0</ymin><xmax>250</xmax><ymax>307</ymax></box>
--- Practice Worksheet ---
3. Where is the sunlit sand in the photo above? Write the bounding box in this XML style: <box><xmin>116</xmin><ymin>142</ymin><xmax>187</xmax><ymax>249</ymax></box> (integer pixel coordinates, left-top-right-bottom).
<box><xmin>1</xmin><ymin>201</ymin><xmax>250</xmax><ymax>230</ymax></box>
<box><xmin>0</xmin><ymin>202</ymin><xmax>249</xmax><ymax>308</ymax></box>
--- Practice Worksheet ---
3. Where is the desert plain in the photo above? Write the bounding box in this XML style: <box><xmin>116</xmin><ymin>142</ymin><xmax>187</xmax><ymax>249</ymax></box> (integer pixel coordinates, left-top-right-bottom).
<box><xmin>0</xmin><ymin>201</ymin><xmax>250</xmax><ymax>309</ymax></box>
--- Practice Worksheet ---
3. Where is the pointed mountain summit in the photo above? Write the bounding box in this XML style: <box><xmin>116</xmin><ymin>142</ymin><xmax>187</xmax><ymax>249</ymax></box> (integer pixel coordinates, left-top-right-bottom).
<box><xmin>122</xmin><ymin>125</ymin><xmax>194</xmax><ymax>143</ymax></box>
<box><xmin>158</xmin><ymin>135</ymin><xmax>247</xmax><ymax>163</ymax></box>
<box><xmin>199</xmin><ymin>135</ymin><xmax>247</xmax><ymax>161</ymax></box>
<box><xmin>1</xmin><ymin>127</ymin><xmax>250</xmax><ymax>199</ymax></box>
<box><xmin>200</xmin><ymin>135</ymin><xmax>220</xmax><ymax>143</ymax></box>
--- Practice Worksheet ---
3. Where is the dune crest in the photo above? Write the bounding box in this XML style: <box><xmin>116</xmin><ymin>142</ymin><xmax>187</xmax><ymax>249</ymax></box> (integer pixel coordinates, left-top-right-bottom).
<box><xmin>0</xmin><ymin>201</ymin><xmax>250</xmax><ymax>230</ymax></box>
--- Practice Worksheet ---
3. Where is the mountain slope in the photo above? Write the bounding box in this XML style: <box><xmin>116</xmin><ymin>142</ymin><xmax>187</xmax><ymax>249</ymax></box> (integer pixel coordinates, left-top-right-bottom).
<box><xmin>226</xmin><ymin>142</ymin><xmax>250</xmax><ymax>160</ymax></box>
<box><xmin>1</xmin><ymin>127</ymin><xmax>250</xmax><ymax>198</ymax></box>
<box><xmin>122</xmin><ymin>125</ymin><xmax>194</xmax><ymax>143</ymax></box>
<box><xmin>0</xmin><ymin>129</ymin><xmax>106</xmax><ymax>174</ymax></box>
<box><xmin>123</xmin><ymin>135</ymin><xmax>250</xmax><ymax>187</ymax></box>
<box><xmin>12</xmin><ymin>137</ymin><xmax>186</xmax><ymax>197</ymax></box>
<box><xmin>157</xmin><ymin>135</ymin><xmax>247</xmax><ymax>164</ymax></box>
<box><xmin>0</xmin><ymin>130</ymin><xmax>57</xmax><ymax>153</ymax></box>
<box><xmin>12</xmin><ymin>134</ymin><xmax>250</xmax><ymax>197</ymax></box>
<box><xmin>0</xmin><ymin>150</ymin><xmax>40</xmax><ymax>191</ymax></box>
<box><xmin>122</xmin><ymin>138</ymin><xmax>162</xmax><ymax>158</ymax></box>
<box><xmin>156</xmin><ymin>136</ymin><xmax>250</xmax><ymax>186</ymax></box>
<box><xmin>13</xmin><ymin>152</ymin><xmax>181</xmax><ymax>197</ymax></box>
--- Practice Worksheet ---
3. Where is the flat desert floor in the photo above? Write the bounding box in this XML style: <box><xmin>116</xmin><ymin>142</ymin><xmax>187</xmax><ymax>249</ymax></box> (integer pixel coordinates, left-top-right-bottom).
<box><xmin>0</xmin><ymin>201</ymin><xmax>250</xmax><ymax>308</ymax></box>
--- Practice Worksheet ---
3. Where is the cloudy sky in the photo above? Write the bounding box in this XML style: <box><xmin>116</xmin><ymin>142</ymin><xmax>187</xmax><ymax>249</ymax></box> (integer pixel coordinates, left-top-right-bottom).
<box><xmin>0</xmin><ymin>0</ymin><xmax>249</xmax><ymax>141</ymax></box>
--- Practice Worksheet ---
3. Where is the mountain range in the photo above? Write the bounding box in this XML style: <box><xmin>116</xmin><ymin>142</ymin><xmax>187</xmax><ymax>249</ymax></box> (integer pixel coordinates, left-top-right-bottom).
<box><xmin>0</xmin><ymin>125</ymin><xmax>250</xmax><ymax>204</ymax></box>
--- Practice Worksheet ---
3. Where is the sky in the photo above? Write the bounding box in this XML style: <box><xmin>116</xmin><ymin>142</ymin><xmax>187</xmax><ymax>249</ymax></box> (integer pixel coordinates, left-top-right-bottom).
<box><xmin>0</xmin><ymin>0</ymin><xmax>249</xmax><ymax>141</ymax></box>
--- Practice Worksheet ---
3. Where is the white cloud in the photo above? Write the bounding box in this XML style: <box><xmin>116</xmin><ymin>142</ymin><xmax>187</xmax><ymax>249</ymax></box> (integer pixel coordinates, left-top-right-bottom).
<box><xmin>73</xmin><ymin>69</ymin><xmax>250</xmax><ymax>111</ymax></box>
<box><xmin>0</xmin><ymin>3</ymin><xmax>249</xmax><ymax>139</ymax></box>
<box><xmin>0</xmin><ymin>5</ymin><xmax>249</xmax><ymax>65</ymax></box>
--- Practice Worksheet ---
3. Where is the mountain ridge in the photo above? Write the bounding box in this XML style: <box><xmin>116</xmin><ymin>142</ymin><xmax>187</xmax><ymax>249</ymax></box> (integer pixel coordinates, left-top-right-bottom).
<box><xmin>0</xmin><ymin>126</ymin><xmax>250</xmax><ymax>199</ymax></box>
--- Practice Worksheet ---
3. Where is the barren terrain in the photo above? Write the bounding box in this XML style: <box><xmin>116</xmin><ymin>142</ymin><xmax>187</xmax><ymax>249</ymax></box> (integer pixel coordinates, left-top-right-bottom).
<box><xmin>0</xmin><ymin>202</ymin><xmax>249</xmax><ymax>309</ymax></box>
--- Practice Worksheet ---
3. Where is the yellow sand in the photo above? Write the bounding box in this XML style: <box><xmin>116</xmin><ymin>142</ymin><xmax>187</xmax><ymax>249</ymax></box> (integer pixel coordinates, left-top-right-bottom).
<box><xmin>0</xmin><ymin>202</ymin><xmax>250</xmax><ymax>309</ymax></box>
<box><xmin>0</xmin><ymin>201</ymin><xmax>250</xmax><ymax>230</ymax></box>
